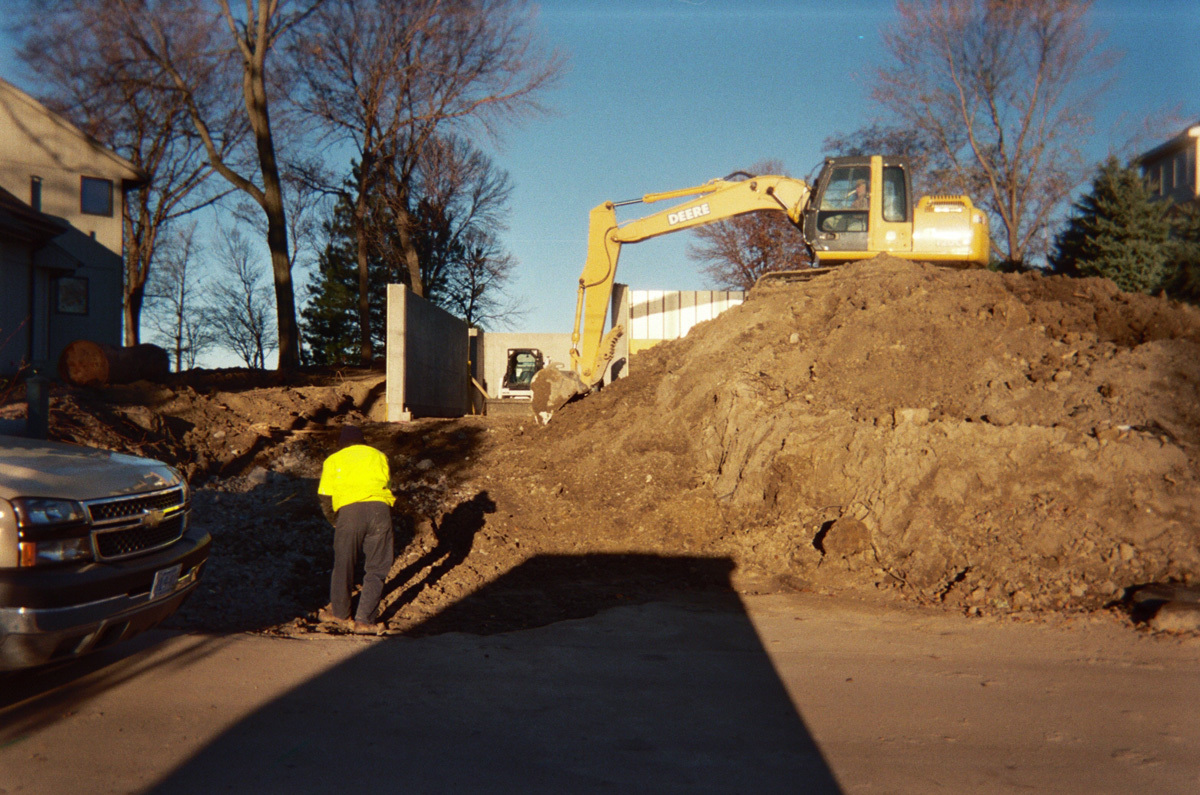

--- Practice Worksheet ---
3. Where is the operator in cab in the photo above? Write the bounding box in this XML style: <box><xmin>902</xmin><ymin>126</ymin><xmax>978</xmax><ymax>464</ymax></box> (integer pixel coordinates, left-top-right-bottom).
<box><xmin>317</xmin><ymin>425</ymin><xmax>395</xmax><ymax>633</ymax></box>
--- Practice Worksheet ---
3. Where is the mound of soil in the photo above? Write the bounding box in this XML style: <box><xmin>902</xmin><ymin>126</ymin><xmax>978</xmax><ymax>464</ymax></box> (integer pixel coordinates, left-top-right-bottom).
<box><xmin>528</xmin><ymin>257</ymin><xmax>1200</xmax><ymax>617</ymax></box>
<box><xmin>11</xmin><ymin>257</ymin><xmax>1200</xmax><ymax>635</ymax></box>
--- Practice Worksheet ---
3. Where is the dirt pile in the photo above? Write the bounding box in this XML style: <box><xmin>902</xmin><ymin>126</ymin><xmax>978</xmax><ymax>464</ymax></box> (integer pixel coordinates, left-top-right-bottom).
<box><xmin>530</xmin><ymin>257</ymin><xmax>1200</xmax><ymax>613</ymax></box>
<box><xmin>10</xmin><ymin>256</ymin><xmax>1200</xmax><ymax>633</ymax></box>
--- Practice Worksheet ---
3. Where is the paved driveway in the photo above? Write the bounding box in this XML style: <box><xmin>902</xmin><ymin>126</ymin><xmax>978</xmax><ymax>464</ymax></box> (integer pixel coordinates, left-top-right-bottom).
<box><xmin>3</xmin><ymin>590</ymin><xmax>1198</xmax><ymax>794</ymax></box>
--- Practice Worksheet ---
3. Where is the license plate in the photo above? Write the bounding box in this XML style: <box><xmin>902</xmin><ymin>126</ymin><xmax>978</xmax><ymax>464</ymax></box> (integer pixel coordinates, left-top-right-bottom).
<box><xmin>151</xmin><ymin>565</ymin><xmax>182</xmax><ymax>600</ymax></box>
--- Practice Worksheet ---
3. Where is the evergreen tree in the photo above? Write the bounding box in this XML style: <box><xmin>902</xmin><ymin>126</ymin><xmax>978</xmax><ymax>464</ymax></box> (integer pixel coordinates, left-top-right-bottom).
<box><xmin>1049</xmin><ymin>157</ymin><xmax>1174</xmax><ymax>293</ymax></box>
<box><xmin>300</xmin><ymin>194</ymin><xmax>395</xmax><ymax>365</ymax></box>
<box><xmin>1162</xmin><ymin>203</ymin><xmax>1200</xmax><ymax>304</ymax></box>
<box><xmin>301</xmin><ymin>140</ymin><xmax>519</xmax><ymax>362</ymax></box>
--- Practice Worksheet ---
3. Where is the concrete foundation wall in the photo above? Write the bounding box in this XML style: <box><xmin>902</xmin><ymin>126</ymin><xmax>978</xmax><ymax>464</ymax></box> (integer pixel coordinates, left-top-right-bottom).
<box><xmin>385</xmin><ymin>284</ymin><xmax>470</xmax><ymax>420</ymax></box>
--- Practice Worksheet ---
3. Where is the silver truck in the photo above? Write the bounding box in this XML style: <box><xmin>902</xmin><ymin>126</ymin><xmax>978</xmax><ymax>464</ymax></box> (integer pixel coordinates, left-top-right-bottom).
<box><xmin>0</xmin><ymin>435</ymin><xmax>210</xmax><ymax>670</ymax></box>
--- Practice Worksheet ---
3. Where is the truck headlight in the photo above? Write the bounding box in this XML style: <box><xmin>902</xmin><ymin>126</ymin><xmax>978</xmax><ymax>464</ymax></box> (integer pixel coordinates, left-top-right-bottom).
<box><xmin>12</xmin><ymin>497</ymin><xmax>86</xmax><ymax>526</ymax></box>
<box><xmin>12</xmin><ymin>498</ymin><xmax>92</xmax><ymax>566</ymax></box>
<box><xmin>19</xmin><ymin>537</ymin><xmax>93</xmax><ymax>566</ymax></box>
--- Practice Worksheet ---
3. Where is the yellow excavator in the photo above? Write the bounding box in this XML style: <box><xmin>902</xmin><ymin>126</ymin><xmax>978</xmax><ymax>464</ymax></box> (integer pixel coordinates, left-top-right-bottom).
<box><xmin>529</xmin><ymin>154</ymin><xmax>990</xmax><ymax>423</ymax></box>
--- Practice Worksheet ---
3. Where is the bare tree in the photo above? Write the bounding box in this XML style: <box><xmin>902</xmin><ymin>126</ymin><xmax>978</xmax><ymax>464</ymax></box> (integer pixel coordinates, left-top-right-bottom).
<box><xmin>409</xmin><ymin>135</ymin><xmax>517</xmax><ymax>310</ymax></box>
<box><xmin>292</xmin><ymin>0</ymin><xmax>562</xmax><ymax>361</ymax></box>
<box><xmin>144</xmin><ymin>222</ymin><xmax>216</xmax><ymax>370</ymax></box>
<box><xmin>206</xmin><ymin>227</ymin><xmax>277</xmax><ymax>368</ymax></box>
<box><xmin>874</xmin><ymin>0</ymin><xmax>1117</xmax><ymax>266</ymax></box>
<box><xmin>115</xmin><ymin>0</ymin><xmax>319</xmax><ymax>369</ymax></box>
<box><xmin>233</xmin><ymin>165</ymin><xmax>331</xmax><ymax>277</ymax></box>
<box><xmin>443</xmin><ymin>231</ymin><xmax>524</xmax><ymax>329</ymax></box>
<box><xmin>15</xmin><ymin>0</ymin><xmax>234</xmax><ymax>346</ymax></box>
<box><xmin>686</xmin><ymin>161</ymin><xmax>813</xmax><ymax>290</ymax></box>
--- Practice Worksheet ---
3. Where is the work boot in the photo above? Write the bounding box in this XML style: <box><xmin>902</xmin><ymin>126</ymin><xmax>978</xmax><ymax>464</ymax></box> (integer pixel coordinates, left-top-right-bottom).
<box><xmin>351</xmin><ymin>620</ymin><xmax>383</xmax><ymax>635</ymax></box>
<box><xmin>317</xmin><ymin>607</ymin><xmax>351</xmax><ymax>625</ymax></box>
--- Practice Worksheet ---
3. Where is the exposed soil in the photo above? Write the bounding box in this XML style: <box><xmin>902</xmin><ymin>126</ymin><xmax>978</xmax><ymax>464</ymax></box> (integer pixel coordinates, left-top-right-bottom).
<box><xmin>8</xmin><ymin>256</ymin><xmax>1200</xmax><ymax>637</ymax></box>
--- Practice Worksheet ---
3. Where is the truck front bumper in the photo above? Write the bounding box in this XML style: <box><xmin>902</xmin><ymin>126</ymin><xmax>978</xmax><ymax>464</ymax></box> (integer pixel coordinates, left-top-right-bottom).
<box><xmin>0</xmin><ymin>529</ymin><xmax>211</xmax><ymax>671</ymax></box>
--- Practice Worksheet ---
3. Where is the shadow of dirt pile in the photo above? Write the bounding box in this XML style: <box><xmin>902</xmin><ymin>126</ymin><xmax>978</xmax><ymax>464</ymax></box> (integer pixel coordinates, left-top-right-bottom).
<box><xmin>166</xmin><ymin>470</ymin><xmax>333</xmax><ymax>634</ymax></box>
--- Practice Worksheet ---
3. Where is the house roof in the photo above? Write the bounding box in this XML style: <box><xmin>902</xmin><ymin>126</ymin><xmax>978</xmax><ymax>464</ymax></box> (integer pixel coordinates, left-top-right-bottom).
<box><xmin>0</xmin><ymin>77</ymin><xmax>149</xmax><ymax>187</ymax></box>
<box><xmin>0</xmin><ymin>185</ymin><xmax>67</xmax><ymax>245</ymax></box>
<box><xmin>1138</xmin><ymin>120</ymin><xmax>1200</xmax><ymax>165</ymax></box>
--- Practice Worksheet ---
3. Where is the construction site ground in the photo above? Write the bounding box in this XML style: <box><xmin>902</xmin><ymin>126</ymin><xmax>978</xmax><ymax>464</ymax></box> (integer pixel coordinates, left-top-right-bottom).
<box><xmin>4</xmin><ymin>255</ymin><xmax>1200</xmax><ymax>790</ymax></box>
<box><xmin>6</xmin><ymin>255</ymin><xmax>1196</xmax><ymax>639</ymax></box>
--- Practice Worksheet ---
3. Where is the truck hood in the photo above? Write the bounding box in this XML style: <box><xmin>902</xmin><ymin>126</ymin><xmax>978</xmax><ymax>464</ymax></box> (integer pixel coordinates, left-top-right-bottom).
<box><xmin>0</xmin><ymin>435</ymin><xmax>182</xmax><ymax>502</ymax></box>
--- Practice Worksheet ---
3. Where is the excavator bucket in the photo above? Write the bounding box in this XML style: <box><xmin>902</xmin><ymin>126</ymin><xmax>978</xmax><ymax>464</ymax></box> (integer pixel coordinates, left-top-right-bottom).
<box><xmin>530</xmin><ymin>325</ymin><xmax>625</xmax><ymax>425</ymax></box>
<box><xmin>529</xmin><ymin>366</ymin><xmax>589</xmax><ymax>425</ymax></box>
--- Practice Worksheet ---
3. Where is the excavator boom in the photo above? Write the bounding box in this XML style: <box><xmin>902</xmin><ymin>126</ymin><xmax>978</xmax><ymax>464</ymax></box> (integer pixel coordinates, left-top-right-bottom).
<box><xmin>571</xmin><ymin>174</ymin><xmax>812</xmax><ymax>385</ymax></box>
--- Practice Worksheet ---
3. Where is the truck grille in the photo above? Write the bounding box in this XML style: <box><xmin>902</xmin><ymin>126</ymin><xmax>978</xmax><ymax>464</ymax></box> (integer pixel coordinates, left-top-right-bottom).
<box><xmin>94</xmin><ymin>513</ymin><xmax>187</xmax><ymax>559</ymax></box>
<box><xmin>85</xmin><ymin>486</ymin><xmax>189</xmax><ymax>561</ymax></box>
<box><xmin>87</xmin><ymin>488</ymin><xmax>185</xmax><ymax>522</ymax></box>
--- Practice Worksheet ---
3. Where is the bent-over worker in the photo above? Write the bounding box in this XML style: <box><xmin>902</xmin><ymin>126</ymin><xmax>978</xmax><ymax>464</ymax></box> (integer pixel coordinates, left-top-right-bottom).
<box><xmin>317</xmin><ymin>425</ymin><xmax>395</xmax><ymax>632</ymax></box>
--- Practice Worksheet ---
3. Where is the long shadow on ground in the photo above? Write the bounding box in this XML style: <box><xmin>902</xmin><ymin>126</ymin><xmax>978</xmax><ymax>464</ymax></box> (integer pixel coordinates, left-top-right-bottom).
<box><xmin>150</xmin><ymin>554</ymin><xmax>842</xmax><ymax>793</ymax></box>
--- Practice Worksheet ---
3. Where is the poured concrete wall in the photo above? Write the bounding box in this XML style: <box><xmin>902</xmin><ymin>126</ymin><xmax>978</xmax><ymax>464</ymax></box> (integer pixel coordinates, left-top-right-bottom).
<box><xmin>385</xmin><ymin>284</ymin><xmax>470</xmax><ymax>420</ymax></box>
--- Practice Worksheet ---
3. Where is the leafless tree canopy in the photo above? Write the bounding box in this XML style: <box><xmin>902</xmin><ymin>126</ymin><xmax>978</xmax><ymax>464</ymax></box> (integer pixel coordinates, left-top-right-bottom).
<box><xmin>412</xmin><ymin>135</ymin><xmax>524</xmax><ymax>328</ymax></box>
<box><xmin>874</xmin><ymin>0</ymin><xmax>1116</xmax><ymax>265</ymax></box>
<box><xmin>144</xmin><ymin>223</ymin><xmax>217</xmax><ymax>370</ymax></box>
<box><xmin>292</xmin><ymin>0</ymin><xmax>562</xmax><ymax>360</ymax></box>
<box><xmin>110</xmin><ymin>0</ymin><xmax>318</xmax><ymax>369</ymax></box>
<box><xmin>687</xmin><ymin>161</ymin><xmax>813</xmax><ymax>290</ymax></box>
<box><xmin>15</xmin><ymin>0</ymin><xmax>560</xmax><ymax>368</ymax></box>
<box><xmin>206</xmin><ymin>227</ymin><xmax>278</xmax><ymax>368</ymax></box>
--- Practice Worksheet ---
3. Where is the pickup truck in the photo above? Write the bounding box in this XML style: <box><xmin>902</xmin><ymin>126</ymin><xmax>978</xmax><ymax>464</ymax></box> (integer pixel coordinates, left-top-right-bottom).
<box><xmin>0</xmin><ymin>435</ymin><xmax>210</xmax><ymax>671</ymax></box>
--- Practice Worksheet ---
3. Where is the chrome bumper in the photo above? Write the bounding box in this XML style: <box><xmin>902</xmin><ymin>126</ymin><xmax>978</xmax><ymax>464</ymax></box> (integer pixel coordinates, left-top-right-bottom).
<box><xmin>0</xmin><ymin>561</ymin><xmax>204</xmax><ymax>671</ymax></box>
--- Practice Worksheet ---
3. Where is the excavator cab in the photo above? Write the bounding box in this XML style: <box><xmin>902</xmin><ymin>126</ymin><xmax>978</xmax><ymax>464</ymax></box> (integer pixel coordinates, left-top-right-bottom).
<box><xmin>804</xmin><ymin>156</ymin><xmax>913</xmax><ymax>262</ymax></box>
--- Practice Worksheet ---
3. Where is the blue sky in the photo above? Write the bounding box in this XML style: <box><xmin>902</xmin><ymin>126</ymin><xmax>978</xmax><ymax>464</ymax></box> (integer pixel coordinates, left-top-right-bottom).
<box><xmin>3</xmin><ymin>1</ymin><xmax>1199</xmax><ymax>359</ymax></box>
<box><xmin>491</xmin><ymin>0</ymin><xmax>1200</xmax><ymax>333</ymax></box>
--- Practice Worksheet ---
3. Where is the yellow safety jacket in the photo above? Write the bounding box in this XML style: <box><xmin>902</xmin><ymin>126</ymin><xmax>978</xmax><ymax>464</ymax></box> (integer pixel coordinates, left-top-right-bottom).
<box><xmin>318</xmin><ymin>444</ymin><xmax>396</xmax><ymax>512</ymax></box>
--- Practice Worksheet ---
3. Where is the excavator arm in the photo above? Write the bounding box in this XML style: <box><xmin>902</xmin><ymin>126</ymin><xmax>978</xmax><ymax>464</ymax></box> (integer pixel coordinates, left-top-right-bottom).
<box><xmin>570</xmin><ymin>174</ymin><xmax>812</xmax><ymax>385</ymax></box>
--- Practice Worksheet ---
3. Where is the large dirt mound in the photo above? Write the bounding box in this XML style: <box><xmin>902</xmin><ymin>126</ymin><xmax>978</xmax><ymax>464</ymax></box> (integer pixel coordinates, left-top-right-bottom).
<box><xmin>521</xmin><ymin>256</ymin><xmax>1200</xmax><ymax>613</ymax></box>
<box><xmin>11</xmin><ymin>256</ymin><xmax>1200</xmax><ymax>633</ymax></box>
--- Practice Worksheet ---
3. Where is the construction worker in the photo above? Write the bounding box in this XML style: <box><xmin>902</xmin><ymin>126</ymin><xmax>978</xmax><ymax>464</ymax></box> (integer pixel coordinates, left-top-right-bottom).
<box><xmin>848</xmin><ymin>178</ymin><xmax>869</xmax><ymax>210</ymax></box>
<box><xmin>317</xmin><ymin>425</ymin><xmax>395</xmax><ymax>633</ymax></box>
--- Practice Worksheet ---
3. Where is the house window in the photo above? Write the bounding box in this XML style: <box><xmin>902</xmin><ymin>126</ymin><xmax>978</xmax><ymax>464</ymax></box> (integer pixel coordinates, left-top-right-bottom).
<box><xmin>80</xmin><ymin>176</ymin><xmax>113</xmax><ymax>216</ymax></box>
<box><xmin>55</xmin><ymin>276</ymin><xmax>89</xmax><ymax>315</ymax></box>
<box><xmin>30</xmin><ymin>176</ymin><xmax>42</xmax><ymax>212</ymax></box>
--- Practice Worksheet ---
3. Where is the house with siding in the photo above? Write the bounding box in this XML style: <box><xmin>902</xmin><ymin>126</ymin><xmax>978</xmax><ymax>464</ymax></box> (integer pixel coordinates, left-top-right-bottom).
<box><xmin>1138</xmin><ymin>121</ymin><xmax>1200</xmax><ymax>205</ymax></box>
<box><xmin>0</xmin><ymin>77</ymin><xmax>145</xmax><ymax>377</ymax></box>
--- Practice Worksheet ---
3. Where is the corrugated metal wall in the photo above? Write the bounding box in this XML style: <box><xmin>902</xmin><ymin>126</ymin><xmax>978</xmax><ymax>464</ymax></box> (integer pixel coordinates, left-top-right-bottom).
<box><xmin>627</xmin><ymin>289</ymin><xmax>745</xmax><ymax>354</ymax></box>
